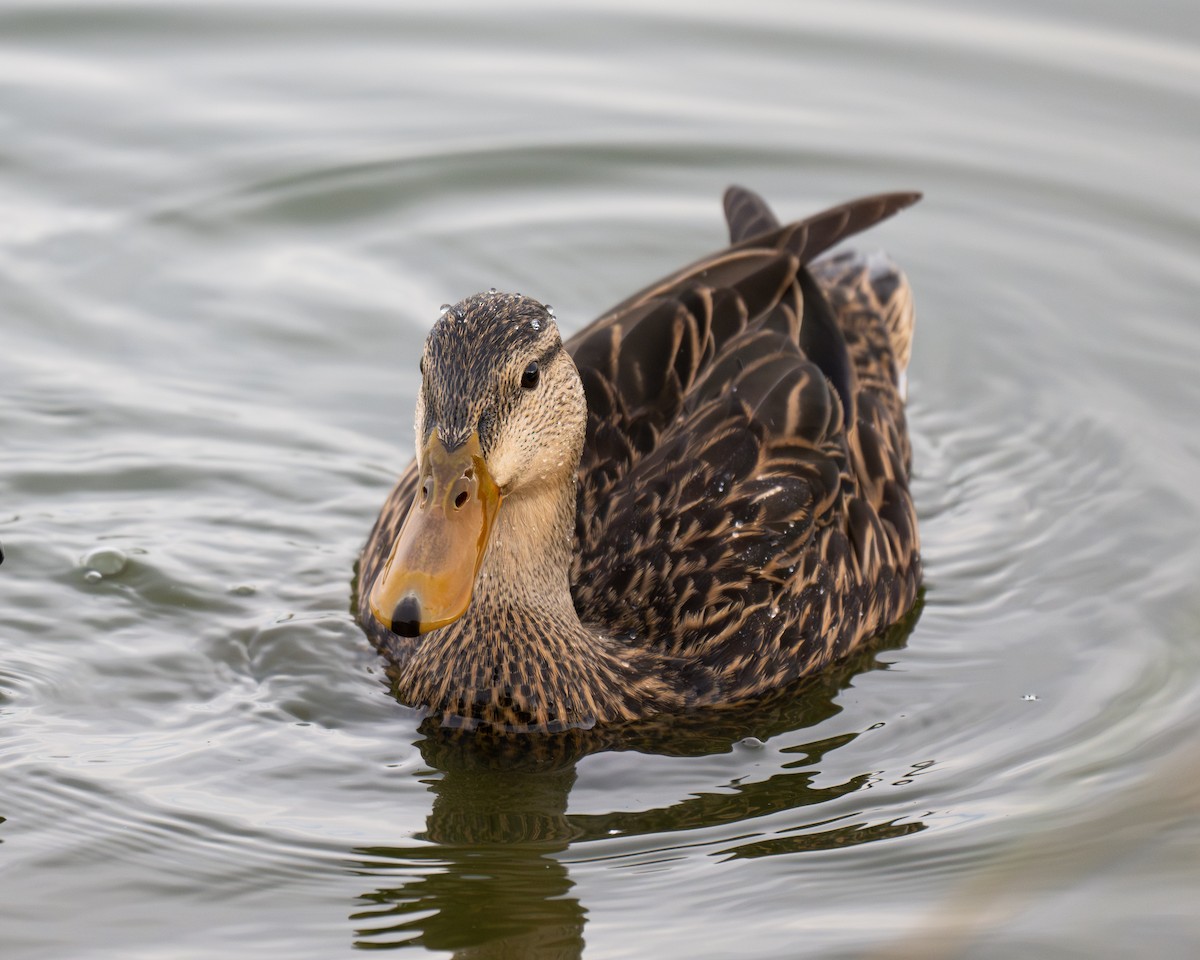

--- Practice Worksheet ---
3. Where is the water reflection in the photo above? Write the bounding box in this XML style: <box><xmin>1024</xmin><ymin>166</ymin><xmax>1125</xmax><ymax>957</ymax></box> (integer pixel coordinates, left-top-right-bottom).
<box><xmin>351</xmin><ymin>765</ymin><xmax>585</xmax><ymax>955</ymax></box>
<box><xmin>348</xmin><ymin>607</ymin><xmax>922</xmax><ymax>955</ymax></box>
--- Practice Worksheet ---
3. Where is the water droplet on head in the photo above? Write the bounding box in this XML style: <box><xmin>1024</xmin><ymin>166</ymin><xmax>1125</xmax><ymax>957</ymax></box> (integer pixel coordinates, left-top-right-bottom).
<box><xmin>489</xmin><ymin>286</ymin><xmax>497</xmax><ymax>294</ymax></box>
<box><xmin>531</xmin><ymin>318</ymin><xmax>541</xmax><ymax>332</ymax></box>
<box><xmin>439</xmin><ymin>303</ymin><xmax>452</xmax><ymax>316</ymax></box>
<box><xmin>734</xmin><ymin>520</ymin><xmax>744</xmax><ymax>529</ymax></box>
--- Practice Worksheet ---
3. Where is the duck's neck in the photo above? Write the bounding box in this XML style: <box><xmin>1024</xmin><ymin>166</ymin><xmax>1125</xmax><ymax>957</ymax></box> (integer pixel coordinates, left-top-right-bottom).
<box><xmin>392</xmin><ymin>474</ymin><xmax>683</xmax><ymax>731</ymax></box>
<box><xmin>475</xmin><ymin>478</ymin><xmax>580</xmax><ymax>623</ymax></box>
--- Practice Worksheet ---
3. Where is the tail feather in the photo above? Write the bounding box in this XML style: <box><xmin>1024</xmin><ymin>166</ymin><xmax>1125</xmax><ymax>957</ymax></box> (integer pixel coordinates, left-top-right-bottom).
<box><xmin>723</xmin><ymin>185</ymin><xmax>781</xmax><ymax>243</ymax></box>
<box><xmin>811</xmin><ymin>249</ymin><xmax>916</xmax><ymax>399</ymax></box>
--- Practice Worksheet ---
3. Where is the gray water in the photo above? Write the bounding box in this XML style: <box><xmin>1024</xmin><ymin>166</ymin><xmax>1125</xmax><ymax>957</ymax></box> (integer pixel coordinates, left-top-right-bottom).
<box><xmin>3</xmin><ymin>2</ymin><xmax>1200</xmax><ymax>958</ymax></box>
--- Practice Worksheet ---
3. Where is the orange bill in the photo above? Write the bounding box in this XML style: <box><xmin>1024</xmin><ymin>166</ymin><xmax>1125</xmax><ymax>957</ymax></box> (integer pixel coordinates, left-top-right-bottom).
<box><xmin>369</xmin><ymin>431</ymin><xmax>500</xmax><ymax>637</ymax></box>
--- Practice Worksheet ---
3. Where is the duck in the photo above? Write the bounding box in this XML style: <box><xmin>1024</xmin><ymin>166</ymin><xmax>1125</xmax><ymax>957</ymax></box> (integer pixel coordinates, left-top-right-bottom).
<box><xmin>356</xmin><ymin>186</ymin><xmax>922</xmax><ymax>734</ymax></box>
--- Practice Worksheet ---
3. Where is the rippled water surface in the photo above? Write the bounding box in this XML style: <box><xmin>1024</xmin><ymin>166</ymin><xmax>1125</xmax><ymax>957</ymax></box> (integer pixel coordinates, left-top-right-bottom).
<box><xmin>3</xmin><ymin>2</ymin><xmax>1200</xmax><ymax>958</ymax></box>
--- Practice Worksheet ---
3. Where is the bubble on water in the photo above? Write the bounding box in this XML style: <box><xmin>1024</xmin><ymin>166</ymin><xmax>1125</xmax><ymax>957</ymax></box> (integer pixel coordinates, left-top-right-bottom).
<box><xmin>82</xmin><ymin>546</ymin><xmax>127</xmax><ymax>577</ymax></box>
<box><xmin>83</xmin><ymin>570</ymin><xmax>102</xmax><ymax>584</ymax></box>
<box><xmin>1022</xmin><ymin>693</ymin><xmax>1040</xmax><ymax>702</ymax></box>
<box><xmin>737</xmin><ymin>736</ymin><xmax>766</xmax><ymax>749</ymax></box>
<box><xmin>230</xmin><ymin>584</ymin><xmax>256</xmax><ymax>597</ymax></box>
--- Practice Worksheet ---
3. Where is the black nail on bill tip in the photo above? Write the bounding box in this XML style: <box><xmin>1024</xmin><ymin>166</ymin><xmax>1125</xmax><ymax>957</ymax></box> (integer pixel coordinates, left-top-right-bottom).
<box><xmin>392</xmin><ymin>596</ymin><xmax>421</xmax><ymax>637</ymax></box>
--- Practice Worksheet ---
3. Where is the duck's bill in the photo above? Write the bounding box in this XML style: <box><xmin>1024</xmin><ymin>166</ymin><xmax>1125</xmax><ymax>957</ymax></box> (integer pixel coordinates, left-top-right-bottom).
<box><xmin>368</xmin><ymin>431</ymin><xmax>500</xmax><ymax>637</ymax></box>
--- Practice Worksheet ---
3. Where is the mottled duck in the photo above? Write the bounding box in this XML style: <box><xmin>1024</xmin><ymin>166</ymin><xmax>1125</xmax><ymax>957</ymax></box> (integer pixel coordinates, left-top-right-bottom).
<box><xmin>357</xmin><ymin>186</ymin><xmax>922</xmax><ymax>733</ymax></box>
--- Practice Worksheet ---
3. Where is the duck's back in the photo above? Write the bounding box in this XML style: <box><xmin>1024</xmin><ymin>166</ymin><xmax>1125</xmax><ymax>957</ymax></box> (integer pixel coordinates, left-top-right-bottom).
<box><xmin>566</xmin><ymin>187</ymin><xmax>921</xmax><ymax>699</ymax></box>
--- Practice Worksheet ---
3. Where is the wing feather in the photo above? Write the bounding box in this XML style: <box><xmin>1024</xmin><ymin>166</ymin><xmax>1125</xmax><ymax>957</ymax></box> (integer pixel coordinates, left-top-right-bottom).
<box><xmin>568</xmin><ymin>192</ymin><xmax>921</xmax><ymax>686</ymax></box>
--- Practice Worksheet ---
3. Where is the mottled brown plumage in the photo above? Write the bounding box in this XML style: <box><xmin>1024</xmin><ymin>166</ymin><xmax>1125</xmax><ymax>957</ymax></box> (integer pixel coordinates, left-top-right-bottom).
<box><xmin>357</xmin><ymin>186</ymin><xmax>922</xmax><ymax>733</ymax></box>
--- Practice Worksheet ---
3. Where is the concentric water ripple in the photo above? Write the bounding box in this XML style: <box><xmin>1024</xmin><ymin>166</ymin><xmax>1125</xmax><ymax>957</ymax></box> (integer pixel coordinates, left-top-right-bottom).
<box><xmin>2</xmin><ymin>2</ymin><xmax>1199</xmax><ymax>959</ymax></box>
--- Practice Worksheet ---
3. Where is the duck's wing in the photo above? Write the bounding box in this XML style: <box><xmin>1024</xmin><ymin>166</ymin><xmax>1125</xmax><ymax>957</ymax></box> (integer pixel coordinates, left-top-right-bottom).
<box><xmin>567</xmin><ymin>191</ymin><xmax>920</xmax><ymax>684</ymax></box>
<box><xmin>567</xmin><ymin>190</ymin><xmax>918</xmax><ymax>356</ymax></box>
<box><xmin>564</xmin><ymin>190</ymin><xmax>918</xmax><ymax>433</ymax></box>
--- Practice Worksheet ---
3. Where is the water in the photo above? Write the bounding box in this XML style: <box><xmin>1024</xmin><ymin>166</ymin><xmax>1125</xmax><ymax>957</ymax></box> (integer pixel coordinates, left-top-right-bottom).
<box><xmin>3</xmin><ymin>2</ymin><xmax>1199</xmax><ymax>957</ymax></box>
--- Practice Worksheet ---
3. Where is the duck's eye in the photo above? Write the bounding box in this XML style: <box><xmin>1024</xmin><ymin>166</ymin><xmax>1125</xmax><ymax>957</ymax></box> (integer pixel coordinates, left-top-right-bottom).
<box><xmin>521</xmin><ymin>361</ymin><xmax>540</xmax><ymax>390</ymax></box>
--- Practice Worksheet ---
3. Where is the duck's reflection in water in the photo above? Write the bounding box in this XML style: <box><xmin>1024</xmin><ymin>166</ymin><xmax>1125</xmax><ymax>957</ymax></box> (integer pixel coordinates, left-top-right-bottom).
<box><xmin>349</xmin><ymin>606</ymin><xmax>923</xmax><ymax>957</ymax></box>
<box><xmin>351</xmin><ymin>760</ymin><xmax>585</xmax><ymax>956</ymax></box>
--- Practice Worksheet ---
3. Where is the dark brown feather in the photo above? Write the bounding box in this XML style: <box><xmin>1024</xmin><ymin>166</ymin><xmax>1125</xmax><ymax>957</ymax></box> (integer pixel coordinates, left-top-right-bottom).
<box><xmin>723</xmin><ymin>184</ymin><xmax>781</xmax><ymax>243</ymax></box>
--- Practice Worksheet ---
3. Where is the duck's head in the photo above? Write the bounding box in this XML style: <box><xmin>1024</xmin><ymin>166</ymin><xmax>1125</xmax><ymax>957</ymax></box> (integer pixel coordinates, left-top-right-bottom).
<box><xmin>369</xmin><ymin>292</ymin><xmax>586</xmax><ymax>637</ymax></box>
